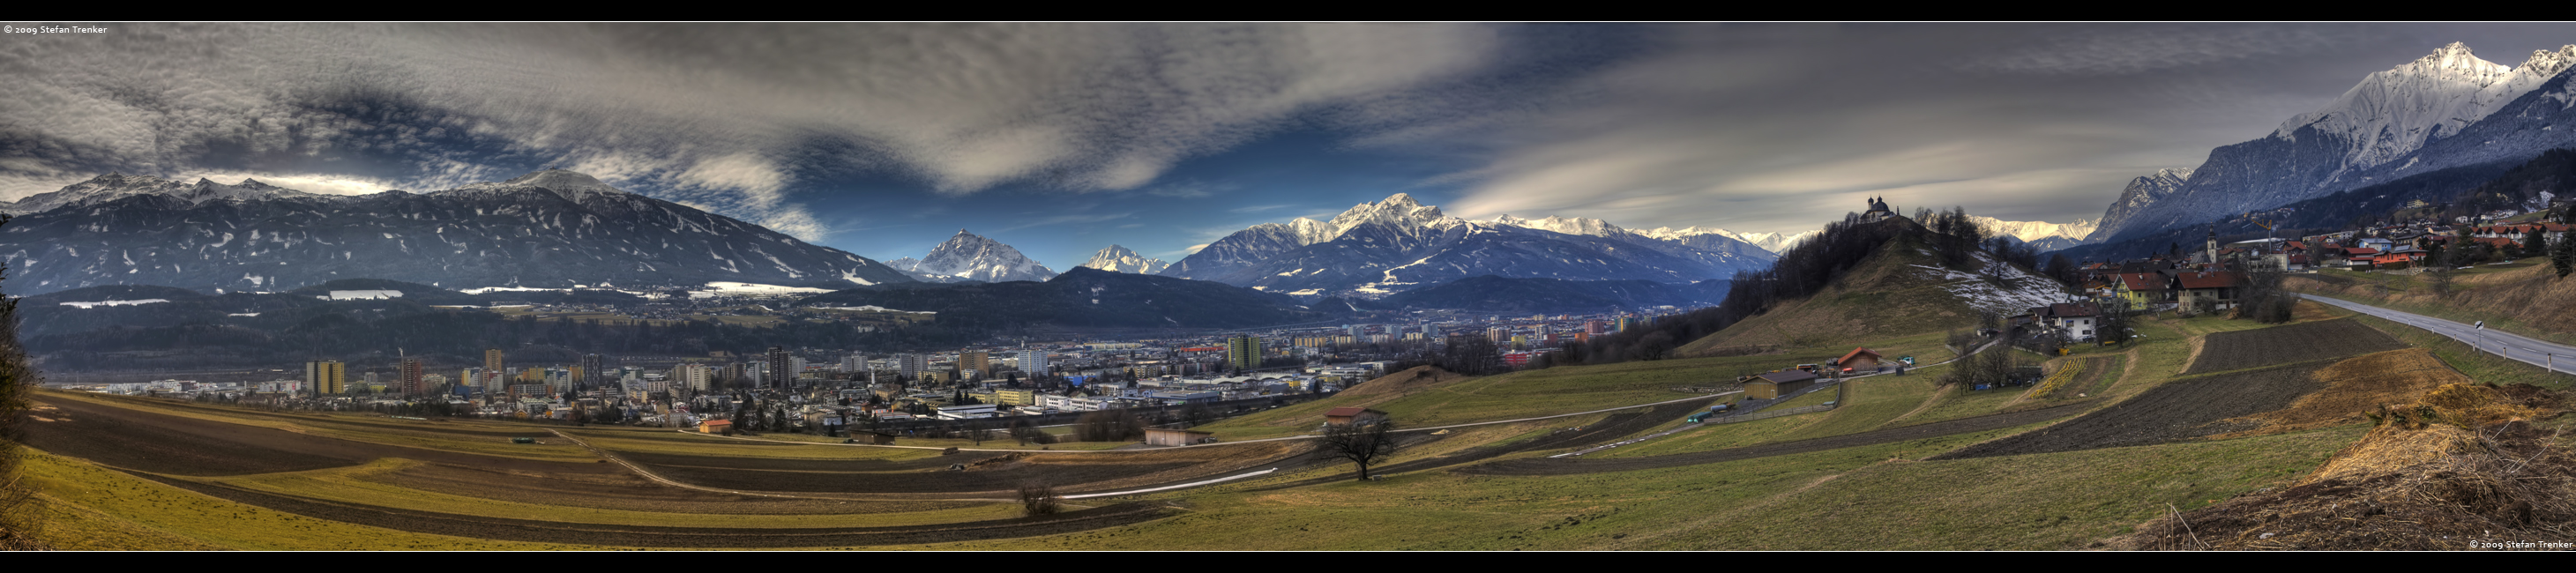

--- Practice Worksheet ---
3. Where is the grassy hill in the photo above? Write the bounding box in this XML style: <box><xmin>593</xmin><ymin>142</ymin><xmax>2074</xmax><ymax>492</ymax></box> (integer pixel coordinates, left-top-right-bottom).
<box><xmin>1678</xmin><ymin>230</ymin><xmax>2063</xmax><ymax>356</ymax></box>
<box><xmin>2289</xmin><ymin>257</ymin><xmax>2576</xmax><ymax>346</ymax></box>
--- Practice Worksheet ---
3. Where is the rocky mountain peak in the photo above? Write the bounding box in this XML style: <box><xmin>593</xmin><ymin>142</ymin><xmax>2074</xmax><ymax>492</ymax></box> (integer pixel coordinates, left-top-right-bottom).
<box><xmin>1079</xmin><ymin>244</ymin><xmax>1169</xmax><ymax>275</ymax></box>
<box><xmin>903</xmin><ymin>230</ymin><xmax>1057</xmax><ymax>283</ymax></box>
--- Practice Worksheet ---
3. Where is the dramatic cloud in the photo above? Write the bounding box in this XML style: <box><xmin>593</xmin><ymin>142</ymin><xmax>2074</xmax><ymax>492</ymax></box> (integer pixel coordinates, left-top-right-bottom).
<box><xmin>0</xmin><ymin>23</ymin><xmax>1506</xmax><ymax>239</ymax></box>
<box><xmin>9</xmin><ymin>22</ymin><xmax>2574</xmax><ymax>249</ymax></box>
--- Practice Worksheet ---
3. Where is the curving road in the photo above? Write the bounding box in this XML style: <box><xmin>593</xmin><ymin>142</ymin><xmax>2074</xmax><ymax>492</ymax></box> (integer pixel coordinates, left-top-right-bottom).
<box><xmin>2301</xmin><ymin>294</ymin><xmax>2576</xmax><ymax>376</ymax></box>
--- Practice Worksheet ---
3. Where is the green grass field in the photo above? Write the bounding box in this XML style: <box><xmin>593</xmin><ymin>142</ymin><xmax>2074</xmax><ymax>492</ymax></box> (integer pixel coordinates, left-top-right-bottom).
<box><xmin>21</xmin><ymin>452</ymin><xmax>622</xmax><ymax>550</ymax></box>
<box><xmin>1198</xmin><ymin>353</ymin><xmax>1841</xmax><ymax>441</ymax></box>
<box><xmin>203</xmin><ymin>459</ymin><xmax>1028</xmax><ymax>528</ymax></box>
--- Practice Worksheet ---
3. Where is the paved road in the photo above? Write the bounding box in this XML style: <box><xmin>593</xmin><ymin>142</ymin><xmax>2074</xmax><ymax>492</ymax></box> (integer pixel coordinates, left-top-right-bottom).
<box><xmin>2302</xmin><ymin>294</ymin><xmax>2576</xmax><ymax>376</ymax></box>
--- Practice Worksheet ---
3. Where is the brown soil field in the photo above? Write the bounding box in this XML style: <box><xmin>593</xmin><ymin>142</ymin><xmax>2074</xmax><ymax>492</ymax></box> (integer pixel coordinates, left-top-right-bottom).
<box><xmin>616</xmin><ymin>450</ymin><xmax>1000</xmax><ymax>473</ymax></box>
<box><xmin>1258</xmin><ymin>398</ymin><xmax>1721</xmax><ymax>487</ymax></box>
<box><xmin>639</xmin><ymin>441</ymin><xmax>1303</xmax><ymax>495</ymax></box>
<box><xmin>1460</xmin><ymin>401</ymin><xmax>2093</xmax><ymax>476</ymax></box>
<box><xmin>129</xmin><ymin>471</ymin><xmax>1176</xmax><ymax>547</ymax></box>
<box><xmin>52</xmin><ymin>391</ymin><xmax>558</xmax><ymax>438</ymax></box>
<box><xmin>24</xmin><ymin>397</ymin><xmax>619</xmax><ymax>476</ymax></box>
<box><xmin>2204</xmin><ymin>348</ymin><xmax>2467</xmax><ymax>439</ymax></box>
<box><xmin>371</xmin><ymin>462</ymin><xmax>989</xmax><ymax>516</ymax></box>
<box><xmin>1935</xmin><ymin>361</ymin><xmax>2333</xmax><ymax>460</ymax></box>
<box><xmin>2183</xmin><ymin>319</ymin><xmax>2404</xmax><ymax>374</ymax></box>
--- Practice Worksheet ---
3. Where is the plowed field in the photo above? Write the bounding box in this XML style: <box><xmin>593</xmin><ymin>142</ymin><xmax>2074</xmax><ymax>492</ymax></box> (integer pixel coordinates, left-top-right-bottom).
<box><xmin>1459</xmin><ymin>401</ymin><xmax>2091</xmax><ymax>475</ymax></box>
<box><xmin>1934</xmin><ymin>361</ymin><xmax>2332</xmax><ymax>459</ymax></box>
<box><xmin>24</xmin><ymin>397</ymin><xmax>617</xmax><ymax>476</ymax></box>
<box><xmin>2184</xmin><ymin>319</ymin><xmax>2403</xmax><ymax>374</ymax></box>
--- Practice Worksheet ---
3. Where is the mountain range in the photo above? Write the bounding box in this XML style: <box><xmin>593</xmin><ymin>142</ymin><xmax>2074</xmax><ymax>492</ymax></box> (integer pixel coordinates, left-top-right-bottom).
<box><xmin>0</xmin><ymin>170</ymin><xmax>916</xmax><ymax>295</ymax></box>
<box><xmin>1158</xmin><ymin>194</ymin><xmax>1781</xmax><ymax>297</ymax></box>
<box><xmin>2089</xmin><ymin>42</ymin><xmax>2576</xmax><ymax>243</ymax></box>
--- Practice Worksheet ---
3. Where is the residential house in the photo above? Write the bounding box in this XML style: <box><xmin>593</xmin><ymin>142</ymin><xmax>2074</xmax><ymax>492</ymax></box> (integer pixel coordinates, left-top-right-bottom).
<box><xmin>2175</xmin><ymin>271</ymin><xmax>2244</xmax><ymax>310</ymax></box>
<box><xmin>2041</xmin><ymin>302</ymin><xmax>2102</xmax><ymax>342</ymax></box>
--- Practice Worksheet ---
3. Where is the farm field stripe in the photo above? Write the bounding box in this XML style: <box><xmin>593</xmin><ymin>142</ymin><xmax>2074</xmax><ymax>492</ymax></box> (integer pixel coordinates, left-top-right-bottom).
<box><xmin>1456</xmin><ymin>400</ymin><xmax>2092</xmax><ymax>476</ymax></box>
<box><xmin>116</xmin><ymin>469</ymin><xmax>1174</xmax><ymax>547</ymax></box>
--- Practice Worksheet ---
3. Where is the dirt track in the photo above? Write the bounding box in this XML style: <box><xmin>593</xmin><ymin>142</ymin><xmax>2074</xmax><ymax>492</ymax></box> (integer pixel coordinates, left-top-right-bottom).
<box><xmin>371</xmin><ymin>462</ymin><xmax>989</xmax><ymax>515</ymax></box>
<box><xmin>24</xmin><ymin>398</ymin><xmax>619</xmax><ymax>476</ymax></box>
<box><xmin>631</xmin><ymin>441</ymin><xmax>1306</xmax><ymax>495</ymax></box>
<box><xmin>2184</xmin><ymin>319</ymin><xmax>2403</xmax><ymax>374</ymax></box>
<box><xmin>130</xmin><ymin>471</ymin><xmax>1176</xmax><ymax>547</ymax></box>
<box><xmin>1933</xmin><ymin>361</ymin><xmax>2332</xmax><ymax>460</ymax></box>
<box><xmin>1459</xmin><ymin>401</ymin><xmax>2093</xmax><ymax>475</ymax></box>
<box><xmin>1257</xmin><ymin>398</ymin><xmax>1721</xmax><ymax>487</ymax></box>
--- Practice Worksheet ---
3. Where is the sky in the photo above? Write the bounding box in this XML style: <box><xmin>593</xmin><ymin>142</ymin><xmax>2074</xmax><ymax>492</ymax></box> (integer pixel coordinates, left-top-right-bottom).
<box><xmin>5</xmin><ymin>23</ymin><xmax>2576</xmax><ymax>271</ymax></box>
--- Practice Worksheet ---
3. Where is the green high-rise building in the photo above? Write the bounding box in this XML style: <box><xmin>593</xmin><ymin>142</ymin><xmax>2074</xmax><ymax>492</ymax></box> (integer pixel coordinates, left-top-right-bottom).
<box><xmin>1227</xmin><ymin>335</ymin><xmax>1261</xmax><ymax>372</ymax></box>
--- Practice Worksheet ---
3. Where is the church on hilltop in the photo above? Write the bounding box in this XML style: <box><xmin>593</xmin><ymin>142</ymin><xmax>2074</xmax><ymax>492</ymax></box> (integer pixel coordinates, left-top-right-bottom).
<box><xmin>1861</xmin><ymin>196</ymin><xmax>1895</xmax><ymax>222</ymax></box>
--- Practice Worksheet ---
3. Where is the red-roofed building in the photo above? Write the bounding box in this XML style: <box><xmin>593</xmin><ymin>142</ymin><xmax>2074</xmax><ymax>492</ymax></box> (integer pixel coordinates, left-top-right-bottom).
<box><xmin>2111</xmin><ymin>272</ymin><xmax>2173</xmax><ymax>307</ymax></box>
<box><xmin>2042</xmin><ymin>302</ymin><xmax>2102</xmax><ymax>341</ymax></box>
<box><xmin>1835</xmin><ymin>347</ymin><xmax>1883</xmax><ymax>371</ymax></box>
<box><xmin>2176</xmin><ymin>271</ymin><xmax>2244</xmax><ymax>310</ymax></box>
<box><xmin>1323</xmin><ymin>406</ymin><xmax>1388</xmax><ymax>427</ymax></box>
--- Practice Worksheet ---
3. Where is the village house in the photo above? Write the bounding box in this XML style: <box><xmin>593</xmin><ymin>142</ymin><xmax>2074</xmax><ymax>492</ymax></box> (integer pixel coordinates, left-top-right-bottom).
<box><xmin>2041</xmin><ymin>302</ymin><xmax>2102</xmax><ymax>342</ymax></box>
<box><xmin>2175</xmin><ymin>271</ymin><xmax>2244</xmax><ymax>311</ymax></box>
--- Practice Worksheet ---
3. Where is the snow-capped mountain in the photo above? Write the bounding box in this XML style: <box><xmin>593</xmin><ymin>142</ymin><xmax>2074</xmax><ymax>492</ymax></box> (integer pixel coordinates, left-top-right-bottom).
<box><xmin>1639</xmin><ymin>227</ymin><xmax>1818</xmax><ymax>254</ymax></box>
<box><xmin>2092</xmin><ymin>42</ymin><xmax>2576</xmax><ymax>242</ymax></box>
<box><xmin>1969</xmin><ymin>215</ymin><xmax>2098</xmax><ymax>251</ymax></box>
<box><xmin>892</xmin><ymin>230</ymin><xmax>1057</xmax><ymax>283</ymax></box>
<box><xmin>0</xmin><ymin>170</ymin><xmax>915</xmax><ymax>294</ymax></box>
<box><xmin>1162</xmin><ymin>194</ymin><xmax>1775</xmax><ymax>297</ymax></box>
<box><xmin>1077</xmin><ymin>245</ymin><xmax>1169</xmax><ymax>274</ymax></box>
<box><xmin>1488</xmin><ymin>214</ymin><xmax>1776</xmax><ymax>264</ymax></box>
<box><xmin>4</xmin><ymin>174</ymin><xmax>324</xmax><ymax>215</ymax></box>
<box><xmin>2086</xmin><ymin>168</ymin><xmax>2193</xmax><ymax>242</ymax></box>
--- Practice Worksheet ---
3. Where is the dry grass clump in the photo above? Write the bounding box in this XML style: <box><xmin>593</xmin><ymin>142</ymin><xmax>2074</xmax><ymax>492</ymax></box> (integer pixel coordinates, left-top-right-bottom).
<box><xmin>2109</xmin><ymin>383</ymin><xmax>2574</xmax><ymax>550</ymax></box>
<box><xmin>2206</xmin><ymin>349</ymin><xmax>2464</xmax><ymax>439</ymax></box>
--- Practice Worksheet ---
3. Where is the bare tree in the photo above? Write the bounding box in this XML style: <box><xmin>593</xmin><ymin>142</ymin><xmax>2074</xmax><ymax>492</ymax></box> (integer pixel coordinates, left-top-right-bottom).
<box><xmin>1018</xmin><ymin>480</ymin><xmax>1061</xmax><ymax>516</ymax></box>
<box><xmin>1319</xmin><ymin>420</ymin><xmax>1400</xmax><ymax>481</ymax></box>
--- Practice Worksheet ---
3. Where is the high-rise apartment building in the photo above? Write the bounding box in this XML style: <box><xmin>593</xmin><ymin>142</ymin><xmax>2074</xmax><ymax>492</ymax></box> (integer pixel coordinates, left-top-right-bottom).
<box><xmin>581</xmin><ymin>353</ymin><xmax>606</xmax><ymax>389</ymax></box>
<box><xmin>765</xmin><ymin>346</ymin><xmax>792</xmax><ymax>390</ymax></box>
<box><xmin>304</xmin><ymin>361</ymin><xmax>345</xmax><ymax>396</ymax></box>
<box><xmin>897</xmin><ymin>353</ymin><xmax>927</xmax><ymax>380</ymax></box>
<box><xmin>1227</xmin><ymin>335</ymin><xmax>1260</xmax><ymax>372</ymax></box>
<box><xmin>959</xmin><ymin>351</ymin><xmax>989</xmax><ymax>380</ymax></box>
<box><xmin>1017</xmin><ymin>350</ymin><xmax>1047</xmax><ymax>377</ymax></box>
<box><xmin>399</xmin><ymin>359</ymin><xmax>424</xmax><ymax>396</ymax></box>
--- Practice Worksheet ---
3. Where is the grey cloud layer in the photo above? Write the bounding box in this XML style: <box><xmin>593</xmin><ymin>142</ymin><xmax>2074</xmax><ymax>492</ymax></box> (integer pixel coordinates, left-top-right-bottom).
<box><xmin>0</xmin><ymin>23</ymin><xmax>1505</xmax><ymax>239</ymax></box>
<box><xmin>9</xmin><ymin>23</ymin><xmax>2575</xmax><ymax>242</ymax></box>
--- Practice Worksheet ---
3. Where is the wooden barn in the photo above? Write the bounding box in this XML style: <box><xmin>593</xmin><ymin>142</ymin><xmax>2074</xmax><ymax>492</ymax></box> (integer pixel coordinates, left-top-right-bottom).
<box><xmin>1743</xmin><ymin>370</ymin><xmax>1818</xmax><ymax>400</ymax></box>
<box><xmin>1835</xmin><ymin>347</ymin><xmax>1884</xmax><ymax>371</ymax></box>
<box><xmin>1144</xmin><ymin>428</ymin><xmax>1217</xmax><ymax>447</ymax></box>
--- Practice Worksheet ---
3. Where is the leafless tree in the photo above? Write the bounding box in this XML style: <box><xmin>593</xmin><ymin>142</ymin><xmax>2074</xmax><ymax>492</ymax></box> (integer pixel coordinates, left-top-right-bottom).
<box><xmin>1319</xmin><ymin>420</ymin><xmax>1400</xmax><ymax>481</ymax></box>
<box><xmin>1018</xmin><ymin>480</ymin><xmax>1061</xmax><ymax>516</ymax></box>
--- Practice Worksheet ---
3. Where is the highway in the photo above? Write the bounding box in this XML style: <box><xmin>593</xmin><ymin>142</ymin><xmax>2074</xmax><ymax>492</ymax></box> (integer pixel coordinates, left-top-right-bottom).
<box><xmin>2301</xmin><ymin>294</ymin><xmax>2576</xmax><ymax>376</ymax></box>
